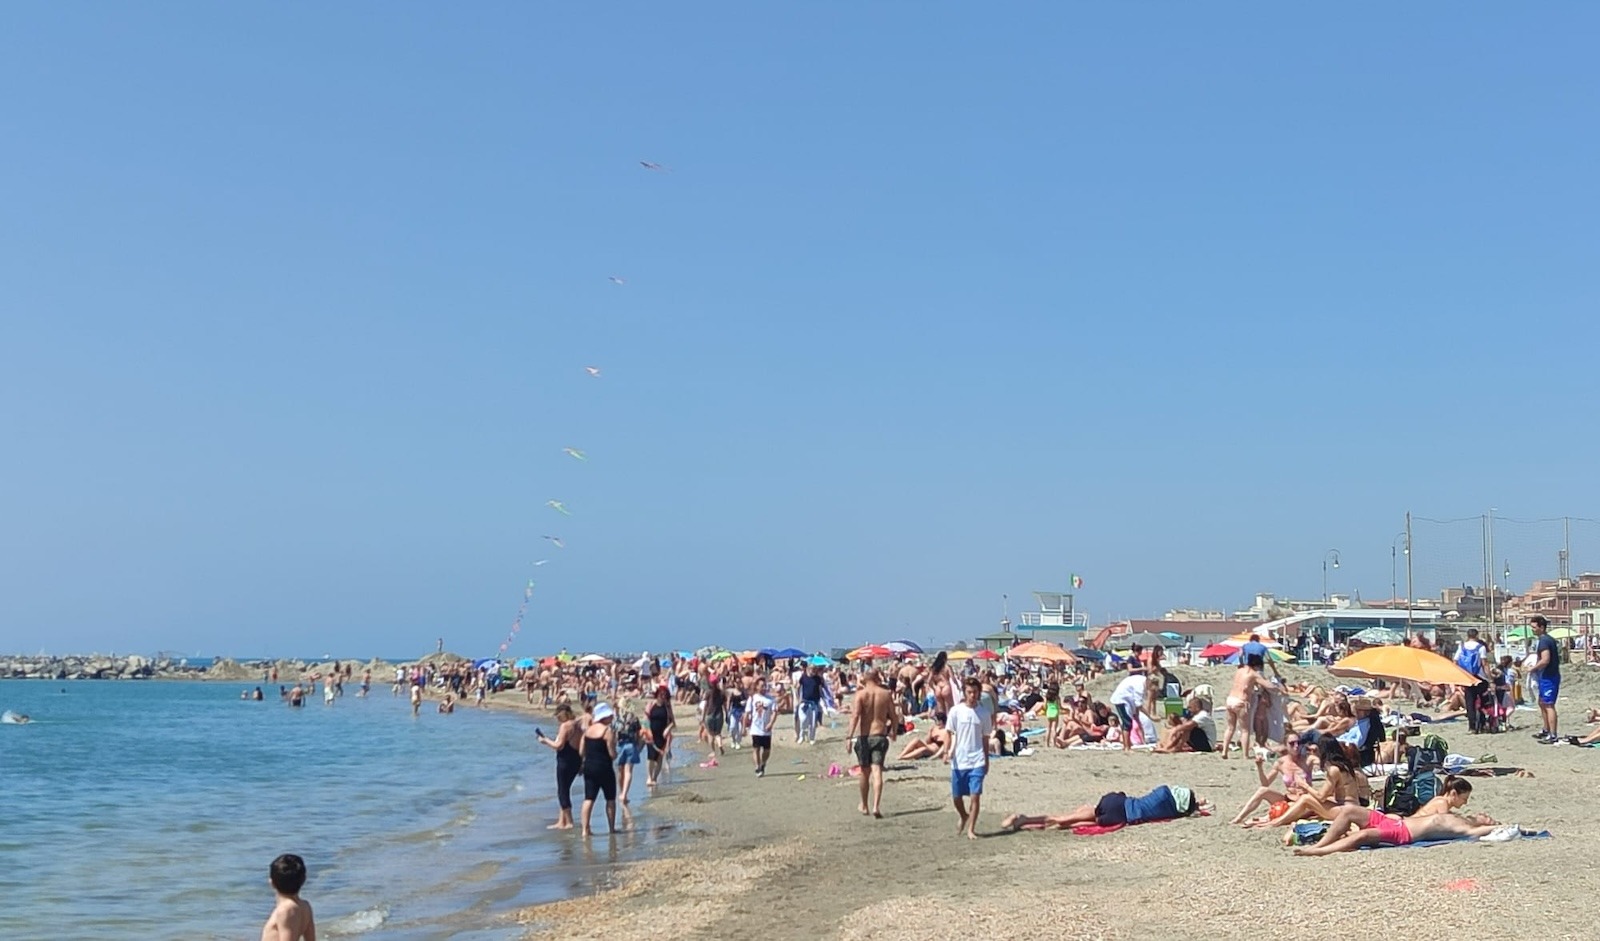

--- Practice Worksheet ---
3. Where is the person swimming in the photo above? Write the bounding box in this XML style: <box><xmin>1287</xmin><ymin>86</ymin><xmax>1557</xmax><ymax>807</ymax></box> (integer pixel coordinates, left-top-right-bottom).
<box><xmin>1</xmin><ymin>711</ymin><xmax>31</xmax><ymax>725</ymax></box>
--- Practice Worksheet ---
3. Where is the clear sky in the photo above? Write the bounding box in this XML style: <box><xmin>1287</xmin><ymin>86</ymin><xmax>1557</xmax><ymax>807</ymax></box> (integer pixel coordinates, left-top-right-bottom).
<box><xmin>4</xmin><ymin>5</ymin><xmax>1597</xmax><ymax>658</ymax></box>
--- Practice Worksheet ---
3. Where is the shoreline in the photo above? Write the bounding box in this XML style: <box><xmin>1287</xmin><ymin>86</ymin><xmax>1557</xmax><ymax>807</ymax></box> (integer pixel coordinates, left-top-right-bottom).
<box><xmin>503</xmin><ymin>665</ymin><xmax>1600</xmax><ymax>941</ymax></box>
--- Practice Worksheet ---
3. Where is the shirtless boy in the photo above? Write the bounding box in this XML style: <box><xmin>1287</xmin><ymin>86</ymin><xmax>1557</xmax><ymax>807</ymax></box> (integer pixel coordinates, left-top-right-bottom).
<box><xmin>847</xmin><ymin>668</ymin><xmax>897</xmax><ymax>817</ymax></box>
<box><xmin>261</xmin><ymin>853</ymin><xmax>316</xmax><ymax>941</ymax></box>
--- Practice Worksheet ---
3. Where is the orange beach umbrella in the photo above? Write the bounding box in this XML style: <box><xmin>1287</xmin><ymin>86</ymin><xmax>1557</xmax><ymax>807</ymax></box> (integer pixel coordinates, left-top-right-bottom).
<box><xmin>1006</xmin><ymin>641</ymin><xmax>1077</xmax><ymax>664</ymax></box>
<box><xmin>1329</xmin><ymin>646</ymin><xmax>1479</xmax><ymax>687</ymax></box>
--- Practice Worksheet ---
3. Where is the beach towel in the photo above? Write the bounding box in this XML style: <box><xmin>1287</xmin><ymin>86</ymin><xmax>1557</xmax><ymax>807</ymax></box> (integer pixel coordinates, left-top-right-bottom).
<box><xmin>1069</xmin><ymin>808</ymin><xmax>1211</xmax><ymax>837</ymax></box>
<box><xmin>1360</xmin><ymin>829</ymin><xmax>1551</xmax><ymax>851</ymax></box>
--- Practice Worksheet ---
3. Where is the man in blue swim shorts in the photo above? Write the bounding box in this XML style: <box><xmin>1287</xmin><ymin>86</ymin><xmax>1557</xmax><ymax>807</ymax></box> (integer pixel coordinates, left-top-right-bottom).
<box><xmin>1531</xmin><ymin>616</ymin><xmax>1561</xmax><ymax>744</ymax></box>
<box><xmin>945</xmin><ymin>676</ymin><xmax>991</xmax><ymax>839</ymax></box>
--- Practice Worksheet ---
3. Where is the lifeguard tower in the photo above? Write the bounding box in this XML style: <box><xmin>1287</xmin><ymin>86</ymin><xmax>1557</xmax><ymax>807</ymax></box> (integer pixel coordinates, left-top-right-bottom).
<box><xmin>1020</xmin><ymin>591</ymin><xmax>1089</xmax><ymax>640</ymax></box>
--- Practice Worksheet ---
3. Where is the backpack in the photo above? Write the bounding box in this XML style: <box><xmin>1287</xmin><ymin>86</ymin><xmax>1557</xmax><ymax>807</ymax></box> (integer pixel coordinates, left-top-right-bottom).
<box><xmin>1455</xmin><ymin>642</ymin><xmax>1484</xmax><ymax>680</ymax></box>
<box><xmin>1382</xmin><ymin>769</ymin><xmax>1443</xmax><ymax>816</ymax></box>
<box><xmin>1407</xmin><ymin>733</ymin><xmax>1448</xmax><ymax>773</ymax></box>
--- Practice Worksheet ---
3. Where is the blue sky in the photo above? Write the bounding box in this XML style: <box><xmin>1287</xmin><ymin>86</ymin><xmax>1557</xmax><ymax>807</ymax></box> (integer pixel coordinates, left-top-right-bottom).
<box><xmin>4</xmin><ymin>5</ymin><xmax>1597</xmax><ymax>657</ymax></box>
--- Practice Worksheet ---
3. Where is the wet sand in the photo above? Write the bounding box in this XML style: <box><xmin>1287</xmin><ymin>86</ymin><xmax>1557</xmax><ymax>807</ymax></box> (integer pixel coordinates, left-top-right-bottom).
<box><xmin>498</xmin><ymin>667</ymin><xmax>1600</xmax><ymax>940</ymax></box>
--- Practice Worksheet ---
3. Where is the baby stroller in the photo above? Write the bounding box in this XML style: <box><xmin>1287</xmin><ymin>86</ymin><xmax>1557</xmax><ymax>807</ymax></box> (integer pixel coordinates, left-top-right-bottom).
<box><xmin>1478</xmin><ymin>687</ymin><xmax>1509</xmax><ymax>733</ymax></box>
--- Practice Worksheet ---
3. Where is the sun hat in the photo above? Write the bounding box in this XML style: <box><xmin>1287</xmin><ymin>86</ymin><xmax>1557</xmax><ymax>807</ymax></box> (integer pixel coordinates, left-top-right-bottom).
<box><xmin>593</xmin><ymin>703</ymin><xmax>615</xmax><ymax>721</ymax></box>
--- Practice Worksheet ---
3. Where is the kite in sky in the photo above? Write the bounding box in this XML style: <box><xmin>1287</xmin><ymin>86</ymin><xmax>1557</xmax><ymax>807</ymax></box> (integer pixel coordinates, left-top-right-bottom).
<box><xmin>542</xmin><ymin>535</ymin><xmax>565</xmax><ymax>549</ymax></box>
<box><xmin>609</xmin><ymin>276</ymin><xmax>625</xmax><ymax>285</ymax></box>
<box><xmin>546</xmin><ymin>500</ymin><xmax>570</xmax><ymax>516</ymax></box>
<box><xmin>639</xmin><ymin>161</ymin><xmax>669</xmax><ymax>172</ymax></box>
<box><xmin>533</xmin><ymin>559</ymin><xmax>549</xmax><ymax>566</ymax></box>
<box><xmin>563</xmin><ymin>447</ymin><xmax>587</xmax><ymax>461</ymax></box>
<box><xmin>584</xmin><ymin>366</ymin><xmax>601</xmax><ymax>377</ymax></box>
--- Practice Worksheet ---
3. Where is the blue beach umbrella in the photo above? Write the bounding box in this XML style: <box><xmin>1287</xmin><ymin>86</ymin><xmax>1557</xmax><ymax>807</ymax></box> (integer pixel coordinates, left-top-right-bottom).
<box><xmin>772</xmin><ymin>647</ymin><xmax>808</xmax><ymax>660</ymax></box>
<box><xmin>806</xmin><ymin>655</ymin><xmax>831</xmax><ymax>666</ymax></box>
<box><xmin>474</xmin><ymin>658</ymin><xmax>501</xmax><ymax>671</ymax></box>
<box><xmin>513</xmin><ymin>657</ymin><xmax>537</xmax><ymax>669</ymax></box>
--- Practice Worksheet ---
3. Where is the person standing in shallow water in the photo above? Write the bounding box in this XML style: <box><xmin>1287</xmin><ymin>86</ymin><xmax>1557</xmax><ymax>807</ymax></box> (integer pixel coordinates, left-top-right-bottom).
<box><xmin>579</xmin><ymin>703</ymin><xmax>619</xmax><ymax>837</ymax></box>
<box><xmin>536</xmin><ymin>704</ymin><xmax>580</xmax><ymax>830</ymax></box>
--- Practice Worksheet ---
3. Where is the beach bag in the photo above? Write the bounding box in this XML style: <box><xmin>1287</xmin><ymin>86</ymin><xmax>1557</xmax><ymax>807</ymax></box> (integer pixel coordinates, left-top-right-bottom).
<box><xmin>1382</xmin><ymin>769</ymin><xmax>1443</xmax><ymax>817</ymax></box>
<box><xmin>1407</xmin><ymin>733</ymin><xmax>1448</xmax><ymax>773</ymax></box>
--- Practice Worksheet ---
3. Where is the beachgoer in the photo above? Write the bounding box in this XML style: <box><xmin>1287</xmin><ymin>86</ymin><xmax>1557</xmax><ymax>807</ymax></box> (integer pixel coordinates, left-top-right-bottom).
<box><xmin>1531</xmin><ymin>616</ymin><xmax>1560</xmax><ymax>743</ymax></box>
<box><xmin>535</xmin><ymin>704</ymin><xmax>580</xmax><ymax>830</ymax></box>
<box><xmin>1249</xmin><ymin>733</ymin><xmax>1367</xmax><ymax>829</ymax></box>
<box><xmin>1109</xmin><ymin>666</ymin><xmax>1147</xmax><ymax>751</ymax></box>
<box><xmin>846</xmin><ymin>667</ymin><xmax>896</xmax><ymax>818</ymax></box>
<box><xmin>747</xmin><ymin>678</ymin><xmax>776</xmax><ymax>777</ymax></box>
<box><xmin>898</xmin><ymin>715</ymin><xmax>950</xmax><ymax>760</ymax></box>
<box><xmin>1454</xmin><ymin>628</ymin><xmax>1491</xmax><ymax>733</ymax></box>
<box><xmin>437</xmin><ymin>693</ymin><xmax>455</xmax><ymax>714</ymax></box>
<box><xmin>728</xmin><ymin>681</ymin><xmax>747</xmax><ymax>749</ymax></box>
<box><xmin>645</xmin><ymin>685</ymin><xmax>676</xmax><ymax>787</ymax></box>
<box><xmin>704</xmin><ymin>676</ymin><xmax>728</xmax><ymax>759</ymax></box>
<box><xmin>359</xmin><ymin>670</ymin><xmax>370</xmax><ymax>697</ymax></box>
<box><xmin>797</xmin><ymin>665</ymin><xmax>824</xmax><ymax>744</ymax></box>
<box><xmin>289</xmin><ymin>684</ymin><xmax>305</xmax><ymax>708</ymax></box>
<box><xmin>408</xmin><ymin>681</ymin><xmax>421</xmax><ymax>717</ymax></box>
<box><xmin>1229</xmin><ymin>734</ymin><xmax>1315</xmax><ymax>824</ymax></box>
<box><xmin>1001</xmin><ymin>784</ymin><xmax>1210</xmax><ymax>831</ymax></box>
<box><xmin>1043</xmin><ymin>684</ymin><xmax>1061</xmax><ymax>748</ymax></box>
<box><xmin>615</xmin><ymin>700</ymin><xmax>643</xmax><ymax>803</ymax></box>
<box><xmin>1292</xmin><ymin>802</ymin><xmax>1502</xmax><ymax>856</ymax></box>
<box><xmin>1218</xmin><ymin>655</ymin><xmax>1271</xmax><ymax>759</ymax></box>
<box><xmin>260</xmin><ymin>853</ymin><xmax>315</xmax><ymax>941</ymax></box>
<box><xmin>579</xmin><ymin>703</ymin><xmax>619</xmax><ymax>836</ymax></box>
<box><xmin>946</xmin><ymin>676</ymin><xmax>991</xmax><ymax>839</ymax></box>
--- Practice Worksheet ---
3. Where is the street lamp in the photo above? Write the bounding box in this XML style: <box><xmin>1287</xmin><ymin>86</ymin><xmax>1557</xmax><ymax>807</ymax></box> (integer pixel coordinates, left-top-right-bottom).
<box><xmin>1323</xmin><ymin>549</ymin><xmax>1341</xmax><ymax>603</ymax></box>
<box><xmin>1391</xmin><ymin>533</ymin><xmax>1409</xmax><ymax>606</ymax></box>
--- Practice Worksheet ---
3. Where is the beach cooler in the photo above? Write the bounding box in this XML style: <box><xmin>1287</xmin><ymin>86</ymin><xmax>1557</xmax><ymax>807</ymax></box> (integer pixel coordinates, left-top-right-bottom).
<box><xmin>1161</xmin><ymin>697</ymin><xmax>1185</xmax><ymax>718</ymax></box>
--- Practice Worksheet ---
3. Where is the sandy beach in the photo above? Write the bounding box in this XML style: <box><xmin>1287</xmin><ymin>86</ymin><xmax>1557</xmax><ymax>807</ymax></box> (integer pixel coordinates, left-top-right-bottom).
<box><xmin>499</xmin><ymin>665</ymin><xmax>1600</xmax><ymax>941</ymax></box>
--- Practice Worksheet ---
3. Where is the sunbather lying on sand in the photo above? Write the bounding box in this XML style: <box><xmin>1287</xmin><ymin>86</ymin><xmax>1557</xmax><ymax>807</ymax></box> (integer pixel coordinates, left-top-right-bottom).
<box><xmin>1292</xmin><ymin>803</ymin><xmax>1503</xmax><ymax>856</ymax></box>
<box><xmin>1001</xmin><ymin>785</ymin><xmax>1210</xmax><ymax>832</ymax></box>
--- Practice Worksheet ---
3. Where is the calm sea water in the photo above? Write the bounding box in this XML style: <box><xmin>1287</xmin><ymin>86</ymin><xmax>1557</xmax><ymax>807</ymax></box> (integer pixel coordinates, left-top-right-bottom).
<box><xmin>0</xmin><ymin>680</ymin><xmax>674</xmax><ymax>941</ymax></box>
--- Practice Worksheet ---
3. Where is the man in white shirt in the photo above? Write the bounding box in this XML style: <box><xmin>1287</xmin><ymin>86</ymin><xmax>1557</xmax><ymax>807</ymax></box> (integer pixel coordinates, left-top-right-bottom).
<box><xmin>945</xmin><ymin>676</ymin><xmax>992</xmax><ymax>839</ymax></box>
<box><xmin>1110</xmin><ymin>668</ymin><xmax>1148</xmax><ymax>751</ymax></box>
<box><xmin>746</xmin><ymin>680</ymin><xmax>776</xmax><ymax>778</ymax></box>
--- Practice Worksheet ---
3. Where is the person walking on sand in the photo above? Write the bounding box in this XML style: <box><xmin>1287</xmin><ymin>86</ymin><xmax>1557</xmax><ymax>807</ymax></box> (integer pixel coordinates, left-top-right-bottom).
<box><xmin>747</xmin><ymin>678</ymin><xmax>776</xmax><ymax>777</ymax></box>
<box><xmin>847</xmin><ymin>668</ymin><xmax>896</xmax><ymax>818</ymax></box>
<box><xmin>703</xmin><ymin>675</ymin><xmax>728</xmax><ymax>761</ymax></box>
<box><xmin>946</xmin><ymin>676</ymin><xmax>991</xmax><ymax>839</ymax></box>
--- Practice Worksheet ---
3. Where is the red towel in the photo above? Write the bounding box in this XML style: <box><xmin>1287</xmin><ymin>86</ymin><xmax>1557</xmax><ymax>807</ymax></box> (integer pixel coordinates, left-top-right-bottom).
<box><xmin>1070</xmin><ymin>823</ymin><xmax>1126</xmax><ymax>836</ymax></box>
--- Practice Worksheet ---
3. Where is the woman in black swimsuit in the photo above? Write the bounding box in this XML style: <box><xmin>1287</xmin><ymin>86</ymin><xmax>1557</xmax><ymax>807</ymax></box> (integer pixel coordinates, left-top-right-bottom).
<box><xmin>580</xmin><ymin>703</ymin><xmax>619</xmax><ymax>836</ymax></box>
<box><xmin>536</xmin><ymin>703</ymin><xmax>580</xmax><ymax>830</ymax></box>
<box><xmin>645</xmin><ymin>685</ymin><xmax>676</xmax><ymax>788</ymax></box>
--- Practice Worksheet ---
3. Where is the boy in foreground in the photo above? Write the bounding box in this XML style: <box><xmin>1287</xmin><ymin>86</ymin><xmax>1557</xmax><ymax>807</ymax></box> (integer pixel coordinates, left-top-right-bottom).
<box><xmin>262</xmin><ymin>853</ymin><xmax>316</xmax><ymax>941</ymax></box>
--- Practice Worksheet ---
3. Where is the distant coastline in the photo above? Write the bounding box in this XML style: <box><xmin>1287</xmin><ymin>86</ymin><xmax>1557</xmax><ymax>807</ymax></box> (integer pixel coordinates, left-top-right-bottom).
<box><xmin>0</xmin><ymin>653</ymin><xmax>405</xmax><ymax>681</ymax></box>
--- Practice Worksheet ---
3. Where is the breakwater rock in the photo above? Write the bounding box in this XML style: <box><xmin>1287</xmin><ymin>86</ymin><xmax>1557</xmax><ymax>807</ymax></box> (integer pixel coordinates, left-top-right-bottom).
<box><xmin>0</xmin><ymin>654</ymin><xmax>194</xmax><ymax>681</ymax></box>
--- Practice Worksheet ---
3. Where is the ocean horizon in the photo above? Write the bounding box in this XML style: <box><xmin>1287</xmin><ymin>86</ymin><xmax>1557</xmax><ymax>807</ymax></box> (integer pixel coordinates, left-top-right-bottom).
<box><xmin>0</xmin><ymin>680</ymin><xmax>676</xmax><ymax>940</ymax></box>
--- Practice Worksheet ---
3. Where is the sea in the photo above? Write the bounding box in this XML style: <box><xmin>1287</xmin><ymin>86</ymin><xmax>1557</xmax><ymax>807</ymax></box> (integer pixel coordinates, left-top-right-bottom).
<box><xmin>0</xmin><ymin>678</ymin><xmax>677</xmax><ymax>941</ymax></box>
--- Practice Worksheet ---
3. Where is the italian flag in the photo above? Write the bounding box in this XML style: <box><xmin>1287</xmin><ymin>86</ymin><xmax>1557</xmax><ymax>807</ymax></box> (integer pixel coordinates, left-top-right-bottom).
<box><xmin>1071</xmin><ymin>574</ymin><xmax>1084</xmax><ymax>589</ymax></box>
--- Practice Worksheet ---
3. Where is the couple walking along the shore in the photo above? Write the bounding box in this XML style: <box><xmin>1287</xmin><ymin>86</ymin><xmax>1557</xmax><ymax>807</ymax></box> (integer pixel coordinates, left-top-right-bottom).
<box><xmin>847</xmin><ymin>668</ymin><xmax>990</xmax><ymax>839</ymax></box>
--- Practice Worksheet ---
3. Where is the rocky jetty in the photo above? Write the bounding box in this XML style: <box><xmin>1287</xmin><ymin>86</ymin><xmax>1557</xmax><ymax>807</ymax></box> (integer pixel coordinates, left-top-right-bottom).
<box><xmin>0</xmin><ymin>654</ymin><xmax>196</xmax><ymax>681</ymax></box>
<box><xmin>0</xmin><ymin>654</ymin><xmax>412</xmax><ymax>682</ymax></box>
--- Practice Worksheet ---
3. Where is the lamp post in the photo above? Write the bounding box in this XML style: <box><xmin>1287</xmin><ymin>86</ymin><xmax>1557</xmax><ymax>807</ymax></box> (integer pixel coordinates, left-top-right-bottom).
<box><xmin>1323</xmin><ymin>549</ymin><xmax>1341</xmax><ymax>604</ymax></box>
<box><xmin>1391</xmin><ymin>533</ymin><xmax>1409</xmax><ymax>607</ymax></box>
